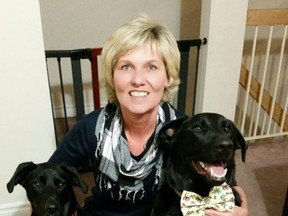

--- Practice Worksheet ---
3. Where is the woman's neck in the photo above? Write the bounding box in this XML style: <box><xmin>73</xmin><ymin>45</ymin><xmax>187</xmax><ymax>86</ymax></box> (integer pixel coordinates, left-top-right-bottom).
<box><xmin>121</xmin><ymin>108</ymin><xmax>158</xmax><ymax>156</ymax></box>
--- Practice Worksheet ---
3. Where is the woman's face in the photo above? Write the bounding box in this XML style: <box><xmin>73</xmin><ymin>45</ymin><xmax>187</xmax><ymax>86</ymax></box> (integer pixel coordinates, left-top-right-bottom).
<box><xmin>113</xmin><ymin>44</ymin><xmax>168</xmax><ymax>116</ymax></box>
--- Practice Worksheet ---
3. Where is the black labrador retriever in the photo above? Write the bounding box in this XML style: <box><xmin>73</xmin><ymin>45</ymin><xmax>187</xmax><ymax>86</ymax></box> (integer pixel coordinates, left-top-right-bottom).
<box><xmin>153</xmin><ymin>113</ymin><xmax>248</xmax><ymax>215</ymax></box>
<box><xmin>7</xmin><ymin>162</ymin><xmax>88</xmax><ymax>216</ymax></box>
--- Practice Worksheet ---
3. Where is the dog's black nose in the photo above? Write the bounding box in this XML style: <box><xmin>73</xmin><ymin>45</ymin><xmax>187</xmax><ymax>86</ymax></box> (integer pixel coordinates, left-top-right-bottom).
<box><xmin>217</xmin><ymin>140</ymin><xmax>233</xmax><ymax>152</ymax></box>
<box><xmin>45</xmin><ymin>203</ymin><xmax>59</xmax><ymax>213</ymax></box>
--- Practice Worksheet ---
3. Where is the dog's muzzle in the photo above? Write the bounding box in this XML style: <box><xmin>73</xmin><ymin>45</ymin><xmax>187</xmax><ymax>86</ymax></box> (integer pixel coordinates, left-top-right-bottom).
<box><xmin>191</xmin><ymin>160</ymin><xmax>228</xmax><ymax>184</ymax></box>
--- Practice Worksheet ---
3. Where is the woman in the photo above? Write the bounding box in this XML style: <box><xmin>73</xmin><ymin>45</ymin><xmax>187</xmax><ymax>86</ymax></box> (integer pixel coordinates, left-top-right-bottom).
<box><xmin>49</xmin><ymin>15</ymin><xmax>248</xmax><ymax>216</ymax></box>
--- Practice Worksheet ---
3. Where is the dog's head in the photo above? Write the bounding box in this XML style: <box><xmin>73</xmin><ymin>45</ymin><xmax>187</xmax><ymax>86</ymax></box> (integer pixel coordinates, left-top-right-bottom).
<box><xmin>158</xmin><ymin>113</ymin><xmax>247</xmax><ymax>186</ymax></box>
<box><xmin>7</xmin><ymin>162</ymin><xmax>88</xmax><ymax>216</ymax></box>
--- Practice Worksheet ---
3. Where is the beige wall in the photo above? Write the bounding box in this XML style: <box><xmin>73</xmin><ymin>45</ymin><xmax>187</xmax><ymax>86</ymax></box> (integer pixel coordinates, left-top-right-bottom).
<box><xmin>195</xmin><ymin>0</ymin><xmax>249</xmax><ymax>119</ymax></box>
<box><xmin>248</xmin><ymin>0</ymin><xmax>288</xmax><ymax>9</ymax></box>
<box><xmin>0</xmin><ymin>1</ymin><xmax>56</xmax><ymax>215</ymax></box>
<box><xmin>40</xmin><ymin>0</ymin><xmax>202</xmax><ymax>50</ymax></box>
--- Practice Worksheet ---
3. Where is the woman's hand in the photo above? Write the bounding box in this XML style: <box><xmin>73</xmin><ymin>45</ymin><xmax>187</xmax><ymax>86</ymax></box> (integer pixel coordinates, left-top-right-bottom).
<box><xmin>204</xmin><ymin>186</ymin><xmax>248</xmax><ymax>216</ymax></box>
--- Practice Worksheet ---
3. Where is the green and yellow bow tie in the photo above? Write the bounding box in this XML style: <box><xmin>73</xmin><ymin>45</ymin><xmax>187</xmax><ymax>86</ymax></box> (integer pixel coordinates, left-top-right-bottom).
<box><xmin>180</xmin><ymin>182</ymin><xmax>235</xmax><ymax>216</ymax></box>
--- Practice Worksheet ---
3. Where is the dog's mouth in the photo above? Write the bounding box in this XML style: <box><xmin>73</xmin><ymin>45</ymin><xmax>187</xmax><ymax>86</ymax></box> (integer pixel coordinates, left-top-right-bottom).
<box><xmin>192</xmin><ymin>160</ymin><xmax>227</xmax><ymax>183</ymax></box>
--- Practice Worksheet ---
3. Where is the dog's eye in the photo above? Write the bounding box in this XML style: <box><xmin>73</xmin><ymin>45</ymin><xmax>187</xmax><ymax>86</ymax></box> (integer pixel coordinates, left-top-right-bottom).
<box><xmin>224</xmin><ymin>125</ymin><xmax>232</xmax><ymax>133</ymax></box>
<box><xmin>32</xmin><ymin>181</ymin><xmax>42</xmax><ymax>190</ymax></box>
<box><xmin>57</xmin><ymin>182</ymin><xmax>66</xmax><ymax>189</ymax></box>
<box><xmin>192</xmin><ymin>126</ymin><xmax>202</xmax><ymax>133</ymax></box>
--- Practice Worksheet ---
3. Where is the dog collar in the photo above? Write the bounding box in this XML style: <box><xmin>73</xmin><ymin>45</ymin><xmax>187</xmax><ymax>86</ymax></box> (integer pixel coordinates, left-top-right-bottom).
<box><xmin>168</xmin><ymin>181</ymin><xmax>182</xmax><ymax>197</ymax></box>
<box><xmin>173</xmin><ymin>188</ymin><xmax>182</xmax><ymax>197</ymax></box>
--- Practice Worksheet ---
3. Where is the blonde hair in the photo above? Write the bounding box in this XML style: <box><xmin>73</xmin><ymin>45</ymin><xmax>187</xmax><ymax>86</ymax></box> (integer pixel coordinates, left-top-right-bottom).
<box><xmin>102</xmin><ymin>14</ymin><xmax>180</xmax><ymax>103</ymax></box>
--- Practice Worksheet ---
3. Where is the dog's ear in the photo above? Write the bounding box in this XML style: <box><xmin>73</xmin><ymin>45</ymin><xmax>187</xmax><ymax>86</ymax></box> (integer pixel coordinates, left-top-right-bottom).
<box><xmin>7</xmin><ymin>161</ymin><xmax>37</xmax><ymax>193</ymax></box>
<box><xmin>157</xmin><ymin>117</ymin><xmax>187</xmax><ymax>168</ymax></box>
<box><xmin>231</xmin><ymin>122</ymin><xmax>248</xmax><ymax>162</ymax></box>
<box><xmin>157</xmin><ymin>117</ymin><xmax>187</xmax><ymax>149</ymax></box>
<box><xmin>60</xmin><ymin>164</ymin><xmax>89</xmax><ymax>193</ymax></box>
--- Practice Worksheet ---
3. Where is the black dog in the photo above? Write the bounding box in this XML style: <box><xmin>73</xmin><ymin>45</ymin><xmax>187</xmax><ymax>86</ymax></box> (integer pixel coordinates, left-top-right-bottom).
<box><xmin>153</xmin><ymin>113</ymin><xmax>247</xmax><ymax>215</ymax></box>
<box><xmin>7</xmin><ymin>162</ymin><xmax>88</xmax><ymax>216</ymax></box>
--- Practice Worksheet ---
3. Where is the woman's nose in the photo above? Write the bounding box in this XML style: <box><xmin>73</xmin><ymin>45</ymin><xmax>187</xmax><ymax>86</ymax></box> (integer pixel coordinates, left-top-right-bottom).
<box><xmin>131</xmin><ymin>69</ymin><xmax>146</xmax><ymax>86</ymax></box>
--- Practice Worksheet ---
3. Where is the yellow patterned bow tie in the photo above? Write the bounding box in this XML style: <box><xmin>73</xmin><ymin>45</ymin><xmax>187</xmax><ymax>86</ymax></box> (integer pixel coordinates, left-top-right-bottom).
<box><xmin>180</xmin><ymin>182</ymin><xmax>235</xmax><ymax>216</ymax></box>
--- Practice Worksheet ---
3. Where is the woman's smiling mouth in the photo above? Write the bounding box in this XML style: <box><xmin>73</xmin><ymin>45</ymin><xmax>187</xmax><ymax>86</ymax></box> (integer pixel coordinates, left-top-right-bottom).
<box><xmin>129</xmin><ymin>91</ymin><xmax>149</xmax><ymax>97</ymax></box>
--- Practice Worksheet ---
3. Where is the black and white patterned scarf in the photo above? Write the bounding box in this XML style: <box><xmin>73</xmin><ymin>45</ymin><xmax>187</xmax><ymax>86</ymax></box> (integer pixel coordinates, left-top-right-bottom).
<box><xmin>94</xmin><ymin>102</ymin><xmax>177</xmax><ymax>195</ymax></box>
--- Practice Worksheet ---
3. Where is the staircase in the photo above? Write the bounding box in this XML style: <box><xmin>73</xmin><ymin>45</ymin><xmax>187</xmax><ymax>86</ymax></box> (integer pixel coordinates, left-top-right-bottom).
<box><xmin>236</xmin><ymin>9</ymin><xmax>288</xmax><ymax>140</ymax></box>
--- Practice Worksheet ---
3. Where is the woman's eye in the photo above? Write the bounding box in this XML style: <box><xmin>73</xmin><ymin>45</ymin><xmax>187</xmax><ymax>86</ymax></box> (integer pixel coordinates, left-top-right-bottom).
<box><xmin>121</xmin><ymin>65</ymin><xmax>132</xmax><ymax>71</ymax></box>
<box><xmin>147</xmin><ymin>65</ymin><xmax>157</xmax><ymax>71</ymax></box>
